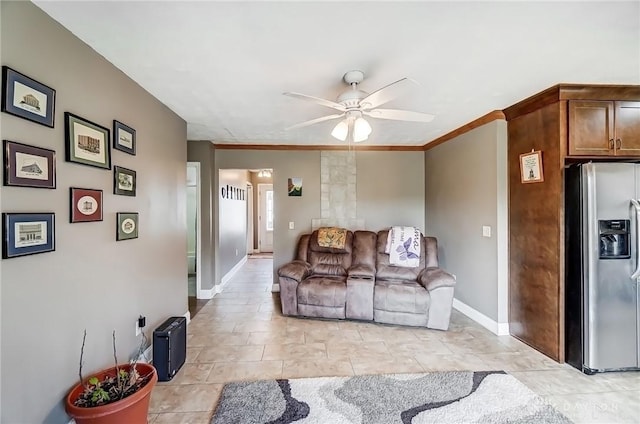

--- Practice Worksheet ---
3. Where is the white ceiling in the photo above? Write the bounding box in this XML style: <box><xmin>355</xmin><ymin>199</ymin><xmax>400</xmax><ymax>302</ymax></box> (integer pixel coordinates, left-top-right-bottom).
<box><xmin>34</xmin><ymin>1</ymin><xmax>640</xmax><ymax>147</ymax></box>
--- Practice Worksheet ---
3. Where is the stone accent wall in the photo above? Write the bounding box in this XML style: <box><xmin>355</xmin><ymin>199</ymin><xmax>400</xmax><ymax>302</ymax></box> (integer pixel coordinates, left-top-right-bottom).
<box><xmin>312</xmin><ymin>151</ymin><xmax>364</xmax><ymax>230</ymax></box>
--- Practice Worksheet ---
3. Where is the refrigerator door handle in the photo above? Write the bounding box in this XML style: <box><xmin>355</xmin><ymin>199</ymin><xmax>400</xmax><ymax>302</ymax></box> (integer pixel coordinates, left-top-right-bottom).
<box><xmin>631</xmin><ymin>199</ymin><xmax>640</xmax><ymax>280</ymax></box>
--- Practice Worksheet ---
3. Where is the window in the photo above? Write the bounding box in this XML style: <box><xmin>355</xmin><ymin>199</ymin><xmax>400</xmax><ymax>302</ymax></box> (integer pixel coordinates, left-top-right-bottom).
<box><xmin>266</xmin><ymin>190</ymin><xmax>273</xmax><ymax>231</ymax></box>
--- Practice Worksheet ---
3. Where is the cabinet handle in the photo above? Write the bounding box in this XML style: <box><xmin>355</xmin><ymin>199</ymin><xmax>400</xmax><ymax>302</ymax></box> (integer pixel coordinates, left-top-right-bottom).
<box><xmin>616</xmin><ymin>138</ymin><xmax>621</xmax><ymax>149</ymax></box>
<box><xmin>609</xmin><ymin>139</ymin><xmax>615</xmax><ymax>149</ymax></box>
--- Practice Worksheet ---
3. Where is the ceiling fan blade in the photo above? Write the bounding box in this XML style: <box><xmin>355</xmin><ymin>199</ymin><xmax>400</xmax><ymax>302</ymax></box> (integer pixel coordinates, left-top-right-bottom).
<box><xmin>283</xmin><ymin>92</ymin><xmax>346</xmax><ymax>112</ymax></box>
<box><xmin>364</xmin><ymin>108</ymin><xmax>435</xmax><ymax>122</ymax></box>
<box><xmin>359</xmin><ymin>78</ymin><xmax>418</xmax><ymax>110</ymax></box>
<box><xmin>285</xmin><ymin>113</ymin><xmax>345</xmax><ymax>130</ymax></box>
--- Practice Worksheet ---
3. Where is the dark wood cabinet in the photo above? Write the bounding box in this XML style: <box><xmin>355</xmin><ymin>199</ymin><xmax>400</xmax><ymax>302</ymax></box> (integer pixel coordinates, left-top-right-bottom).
<box><xmin>568</xmin><ymin>100</ymin><xmax>640</xmax><ymax>156</ymax></box>
<box><xmin>504</xmin><ymin>85</ymin><xmax>640</xmax><ymax>363</ymax></box>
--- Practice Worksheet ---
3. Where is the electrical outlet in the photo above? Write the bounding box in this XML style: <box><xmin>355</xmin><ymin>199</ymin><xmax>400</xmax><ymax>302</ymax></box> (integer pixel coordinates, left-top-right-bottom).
<box><xmin>289</xmin><ymin>221</ymin><xmax>295</xmax><ymax>230</ymax></box>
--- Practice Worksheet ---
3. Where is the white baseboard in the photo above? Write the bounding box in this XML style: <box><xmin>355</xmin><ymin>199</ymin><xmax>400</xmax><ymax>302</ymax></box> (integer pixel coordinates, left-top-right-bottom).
<box><xmin>452</xmin><ymin>298</ymin><xmax>510</xmax><ymax>336</ymax></box>
<box><xmin>271</xmin><ymin>283</ymin><xmax>280</xmax><ymax>292</ymax></box>
<box><xmin>217</xmin><ymin>255</ymin><xmax>247</xmax><ymax>294</ymax></box>
<box><xmin>197</xmin><ymin>286</ymin><xmax>215</xmax><ymax>300</ymax></box>
<box><xmin>183</xmin><ymin>310</ymin><xmax>191</xmax><ymax>325</ymax></box>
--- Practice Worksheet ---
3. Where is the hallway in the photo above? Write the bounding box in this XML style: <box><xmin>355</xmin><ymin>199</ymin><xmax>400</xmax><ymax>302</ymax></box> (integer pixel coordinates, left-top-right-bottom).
<box><xmin>149</xmin><ymin>257</ymin><xmax>640</xmax><ymax>423</ymax></box>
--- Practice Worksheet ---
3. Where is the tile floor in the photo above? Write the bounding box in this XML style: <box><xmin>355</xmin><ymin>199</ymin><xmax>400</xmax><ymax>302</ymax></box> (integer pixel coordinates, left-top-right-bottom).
<box><xmin>149</xmin><ymin>257</ymin><xmax>640</xmax><ymax>423</ymax></box>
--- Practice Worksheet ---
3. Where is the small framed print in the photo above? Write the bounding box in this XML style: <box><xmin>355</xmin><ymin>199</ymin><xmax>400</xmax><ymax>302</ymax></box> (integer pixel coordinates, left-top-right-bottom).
<box><xmin>114</xmin><ymin>166</ymin><xmax>136</xmax><ymax>196</ymax></box>
<box><xmin>3</xmin><ymin>140</ymin><xmax>56</xmax><ymax>189</ymax></box>
<box><xmin>116</xmin><ymin>212</ymin><xmax>138</xmax><ymax>241</ymax></box>
<box><xmin>1</xmin><ymin>66</ymin><xmax>56</xmax><ymax>128</ymax></box>
<box><xmin>70</xmin><ymin>188</ymin><xmax>103</xmax><ymax>223</ymax></box>
<box><xmin>519</xmin><ymin>150</ymin><xmax>544</xmax><ymax>184</ymax></box>
<box><xmin>65</xmin><ymin>112</ymin><xmax>111</xmax><ymax>169</ymax></box>
<box><xmin>2</xmin><ymin>212</ymin><xmax>55</xmax><ymax>258</ymax></box>
<box><xmin>113</xmin><ymin>120</ymin><xmax>136</xmax><ymax>155</ymax></box>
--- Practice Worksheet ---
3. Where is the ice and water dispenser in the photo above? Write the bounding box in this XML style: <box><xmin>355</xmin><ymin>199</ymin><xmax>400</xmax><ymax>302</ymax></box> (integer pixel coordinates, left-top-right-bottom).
<box><xmin>599</xmin><ymin>220</ymin><xmax>630</xmax><ymax>259</ymax></box>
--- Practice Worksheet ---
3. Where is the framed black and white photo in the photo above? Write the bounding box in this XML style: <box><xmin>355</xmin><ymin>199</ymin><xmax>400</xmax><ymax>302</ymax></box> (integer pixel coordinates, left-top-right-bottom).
<box><xmin>70</xmin><ymin>188</ymin><xmax>103</xmax><ymax>223</ymax></box>
<box><xmin>113</xmin><ymin>120</ymin><xmax>136</xmax><ymax>155</ymax></box>
<box><xmin>116</xmin><ymin>212</ymin><xmax>138</xmax><ymax>241</ymax></box>
<box><xmin>114</xmin><ymin>166</ymin><xmax>136</xmax><ymax>196</ymax></box>
<box><xmin>1</xmin><ymin>66</ymin><xmax>56</xmax><ymax>128</ymax></box>
<box><xmin>65</xmin><ymin>112</ymin><xmax>111</xmax><ymax>169</ymax></box>
<box><xmin>3</xmin><ymin>140</ymin><xmax>56</xmax><ymax>189</ymax></box>
<box><xmin>2</xmin><ymin>212</ymin><xmax>55</xmax><ymax>258</ymax></box>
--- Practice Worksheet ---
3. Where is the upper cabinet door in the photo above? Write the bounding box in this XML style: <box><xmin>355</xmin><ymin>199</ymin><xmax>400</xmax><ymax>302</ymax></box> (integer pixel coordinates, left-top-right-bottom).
<box><xmin>568</xmin><ymin>100</ymin><xmax>614</xmax><ymax>156</ymax></box>
<box><xmin>615</xmin><ymin>101</ymin><xmax>640</xmax><ymax>156</ymax></box>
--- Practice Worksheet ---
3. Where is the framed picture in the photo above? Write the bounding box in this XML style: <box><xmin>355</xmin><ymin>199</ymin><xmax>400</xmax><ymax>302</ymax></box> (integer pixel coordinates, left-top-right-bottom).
<box><xmin>1</xmin><ymin>66</ymin><xmax>56</xmax><ymax>128</ymax></box>
<box><xmin>3</xmin><ymin>140</ymin><xmax>56</xmax><ymax>189</ymax></box>
<box><xmin>70</xmin><ymin>188</ymin><xmax>103</xmax><ymax>223</ymax></box>
<box><xmin>519</xmin><ymin>150</ymin><xmax>544</xmax><ymax>184</ymax></box>
<box><xmin>65</xmin><ymin>112</ymin><xmax>111</xmax><ymax>169</ymax></box>
<box><xmin>113</xmin><ymin>120</ymin><xmax>136</xmax><ymax>155</ymax></box>
<box><xmin>2</xmin><ymin>212</ymin><xmax>55</xmax><ymax>258</ymax></box>
<box><xmin>113</xmin><ymin>166</ymin><xmax>136</xmax><ymax>196</ymax></box>
<box><xmin>116</xmin><ymin>212</ymin><xmax>138</xmax><ymax>241</ymax></box>
<box><xmin>288</xmin><ymin>177</ymin><xmax>302</xmax><ymax>196</ymax></box>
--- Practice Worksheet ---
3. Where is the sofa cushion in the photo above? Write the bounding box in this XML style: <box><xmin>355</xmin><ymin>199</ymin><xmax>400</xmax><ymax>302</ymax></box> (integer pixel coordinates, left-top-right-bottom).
<box><xmin>309</xmin><ymin>230</ymin><xmax>353</xmax><ymax>254</ymax></box>
<box><xmin>374</xmin><ymin>280</ymin><xmax>429</xmax><ymax>314</ymax></box>
<box><xmin>297</xmin><ymin>276</ymin><xmax>347</xmax><ymax>308</ymax></box>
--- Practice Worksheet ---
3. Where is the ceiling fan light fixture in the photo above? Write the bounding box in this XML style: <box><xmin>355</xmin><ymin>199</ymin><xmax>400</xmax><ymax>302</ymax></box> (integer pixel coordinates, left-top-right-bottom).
<box><xmin>331</xmin><ymin>120</ymin><xmax>349</xmax><ymax>141</ymax></box>
<box><xmin>353</xmin><ymin>117</ymin><xmax>372</xmax><ymax>142</ymax></box>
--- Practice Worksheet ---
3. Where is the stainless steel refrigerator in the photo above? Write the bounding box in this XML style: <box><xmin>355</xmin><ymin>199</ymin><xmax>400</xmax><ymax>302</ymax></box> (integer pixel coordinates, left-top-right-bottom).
<box><xmin>565</xmin><ymin>162</ymin><xmax>640</xmax><ymax>374</ymax></box>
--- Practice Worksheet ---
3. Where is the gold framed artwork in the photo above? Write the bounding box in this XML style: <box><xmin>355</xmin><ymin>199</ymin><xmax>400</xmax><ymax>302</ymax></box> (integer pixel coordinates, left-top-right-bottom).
<box><xmin>519</xmin><ymin>150</ymin><xmax>544</xmax><ymax>184</ymax></box>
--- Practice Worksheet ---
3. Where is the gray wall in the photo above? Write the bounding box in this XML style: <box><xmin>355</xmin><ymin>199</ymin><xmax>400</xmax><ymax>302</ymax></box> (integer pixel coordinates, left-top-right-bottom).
<box><xmin>187</xmin><ymin>141</ymin><xmax>215</xmax><ymax>290</ymax></box>
<box><xmin>0</xmin><ymin>3</ymin><xmax>187</xmax><ymax>423</ymax></box>
<box><xmin>424</xmin><ymin>120</ymin><xmax>508</xmax><ymax>323</ymax></box>
<box><xmin>206</xmin><ymin>149</ymin><xmax>426</xmax><ymax>286</ymax></box>
<box><xmin>356</xmin><ymin>151</ymin><xmax>425</xmax><ymax>232</ymax></box>
<box><xmin>218</xmin><ymin>169</ymin><xmax>249</xmax><ymax>277</ymax></box>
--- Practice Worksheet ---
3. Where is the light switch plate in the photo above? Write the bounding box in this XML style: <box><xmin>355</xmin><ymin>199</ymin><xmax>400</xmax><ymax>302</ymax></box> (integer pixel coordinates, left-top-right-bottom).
<box><xmin>482</xmin><ymin>225</ymin><xmax>491</xmax><ymax>238</ymax></box>
<box><xmin>289</xmin><ymin>221</ymin><xmax>295</xmax><ymax>230</ymax></box>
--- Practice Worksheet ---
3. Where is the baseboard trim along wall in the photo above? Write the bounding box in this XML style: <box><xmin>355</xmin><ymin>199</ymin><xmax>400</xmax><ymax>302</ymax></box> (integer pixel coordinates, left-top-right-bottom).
<box><xmin>272</xmin><ymin>283</ymin><xmax>280</xmax><ymax>292</ymax></box>
<box><xmin>197</xmin><ymin>286</ymin><xmax>215</xmax><ymax>300</ymax></box>
<box><xmin>218</xmin><ymin>255</ymin><xmax>248</xmax><ymax>293</ymax></box>
<box><xmin>452</xmin><ymin>298</ymin><xmax>509</xmax><ymax>336</ymax></box>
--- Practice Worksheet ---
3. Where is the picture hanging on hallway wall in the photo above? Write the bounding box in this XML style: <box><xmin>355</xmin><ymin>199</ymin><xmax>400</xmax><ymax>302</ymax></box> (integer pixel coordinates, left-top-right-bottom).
<box><xmin>2</xmin><ymin>212</ymin><xmax>55</xmax><ymax>258</ymax></box>
<box><xmin>288</xmin><ymin>178</ymin><xmax>302</xmax><ymax>196</ymax></box>
<box><xmin>1</xmin><ymin>66</ymin><xmax>56</xmax><ymax>128</ymax></box>
<box><xmin>116</xmin><ymin>212</ymin><xmax>138</xmax><ymax>241</ymax></box>
<box><xmin>70</xmin><ymin>187</ymin><xmax>103</xmax><ymax>223</ymax></box>
<box><xmin>3</xmin><ymin>140</ymin><xmax>56</xmax><ymax>189</ymax></box>
<box><xmin>113</xmin><ymin>120</ymin><xmax>136</xmax><ymax>155</ymax></box>
<box><xmin>65</xmin><ymin>112</ymin><xmax>111</xmax><ymax>169</ymax></box>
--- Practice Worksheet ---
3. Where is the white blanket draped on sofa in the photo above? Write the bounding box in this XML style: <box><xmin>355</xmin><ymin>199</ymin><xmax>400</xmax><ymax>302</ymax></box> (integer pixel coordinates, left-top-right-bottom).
<box><xmin>385</xmin><ymin>226</ymin><xmax>421</xmax><ymax>267</ymax></box>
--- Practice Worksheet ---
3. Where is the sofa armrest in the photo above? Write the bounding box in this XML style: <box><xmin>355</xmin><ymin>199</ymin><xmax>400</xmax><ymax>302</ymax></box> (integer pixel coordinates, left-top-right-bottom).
<box><xmin>418</xmin><ymin>267</ymin><xmax>456</xmax><ymax>291</ymax></box>
<box><xmin>278</xmin><ymin>260</ymin><xmax>311</xmax><ymax>283</ymax></box>
<box><xmin>348</xmin><ymin>264</ymin><xmax>375</xmax><ymax>280</ymax></box>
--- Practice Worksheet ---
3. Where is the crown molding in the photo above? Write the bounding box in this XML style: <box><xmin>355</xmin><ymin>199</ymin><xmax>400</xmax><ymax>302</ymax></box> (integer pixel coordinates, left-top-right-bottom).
<box><xmin>423</xmin><ymin>110</ymin><xmax>506</xmax><ymax>151</ymax></box>
<box><xmin>212</xmin><ymin>143</ymin><xmax>425</xmax><ymax>151</ymax></box>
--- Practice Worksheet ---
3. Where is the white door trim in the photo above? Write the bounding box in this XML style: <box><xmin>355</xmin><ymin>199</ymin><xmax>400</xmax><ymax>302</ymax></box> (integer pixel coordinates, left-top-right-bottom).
<box><xmin>257</xmin><ymin>183</ymin><xmax>273</xmax><ymax>253</ymax></box>
<box><xmin>188</xmin><ymin>162</ymin><xmax>204</xmax><ymax>300</ymax></box>
<box><xmin>246</xmin><ymin>183</ymin><xmax>254</xmax><ymax>254</ymax></box>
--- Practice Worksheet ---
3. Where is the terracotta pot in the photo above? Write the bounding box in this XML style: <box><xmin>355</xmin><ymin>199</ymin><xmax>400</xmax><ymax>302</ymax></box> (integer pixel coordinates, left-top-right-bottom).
<box><xmin>65</xmin><ymin>363</ymin><xmax>158</xmax><ymax>424</ymax></box>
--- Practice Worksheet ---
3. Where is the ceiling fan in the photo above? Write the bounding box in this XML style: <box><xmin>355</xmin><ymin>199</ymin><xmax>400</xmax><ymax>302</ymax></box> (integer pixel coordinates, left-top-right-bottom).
<box><xmin>284</xmin><ymin>70</ymin><xmax>434</xmax><ymax>143</ymax></box>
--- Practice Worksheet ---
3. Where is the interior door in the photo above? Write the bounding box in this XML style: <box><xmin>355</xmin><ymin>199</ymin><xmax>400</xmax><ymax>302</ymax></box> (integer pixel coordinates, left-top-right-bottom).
<box><xmin>258</xmin><ymin>183</ymin><xmax>273</xmax><ymax>252</ymax></box>
<box><xmin>246</xmin><ymin>183</ymin><xmax>254</xmax><ymax>253</ymax></box>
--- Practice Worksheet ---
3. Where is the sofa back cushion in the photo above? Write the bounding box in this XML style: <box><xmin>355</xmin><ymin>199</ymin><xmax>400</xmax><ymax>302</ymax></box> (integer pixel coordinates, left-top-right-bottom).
<box><xmin>352</xmin><ymin>231</ymin><xmax>377</xmax><ymax>269</ymax></box>
<box><xmin>307</xmin><ymin>230</ymin><xmax>353</xmax><ymax>276</ymax></box>
<box><xmin>375</xmin><ymin>229</ymin><xmax>426</xmax><ymax>281</ymax></box>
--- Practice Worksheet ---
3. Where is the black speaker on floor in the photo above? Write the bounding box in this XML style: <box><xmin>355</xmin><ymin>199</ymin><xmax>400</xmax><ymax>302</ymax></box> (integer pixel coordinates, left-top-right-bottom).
<box><xmin>153</xmin><ymin>316</ymin><xmax>187</xmax><ymax>381</ymax></box>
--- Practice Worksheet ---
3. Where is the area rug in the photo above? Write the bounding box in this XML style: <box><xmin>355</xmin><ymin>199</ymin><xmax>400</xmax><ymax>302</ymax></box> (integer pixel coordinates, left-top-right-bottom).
<box><xmin>211</xmin><ymin>370</ymin><xmax>572</xmax><ymax>423</ymax></box>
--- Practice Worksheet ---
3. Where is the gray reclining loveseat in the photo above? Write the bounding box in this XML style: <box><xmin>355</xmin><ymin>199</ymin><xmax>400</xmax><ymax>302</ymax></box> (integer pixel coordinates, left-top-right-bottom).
<box><xmin>277</xmin><ymin>229</ymin><xmax>456</xmax><ymax>330</ymax></box>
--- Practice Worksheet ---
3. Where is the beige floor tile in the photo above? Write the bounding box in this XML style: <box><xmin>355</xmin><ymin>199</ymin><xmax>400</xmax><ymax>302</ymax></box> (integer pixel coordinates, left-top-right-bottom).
<box><xmin>148</xmin><ymin>413</ymin><xmax>158</xmax><ymax>423</ymax></box>
<box><xmin>195</xmin><ymin>345</ymin><xmax>264</xmax><ymax>363</ymax></box>
<box><xmin>286</xmin><ymin>318</ymin><xmax>340</xmax><ymax>332</ymax></box>
<box><xmin>158</xmin><ymin>363</ymin><xmax>213</xmax><ymax>385</ymax></box>
<box><xmin>358</xmin><ymin>325</ymin><xmax>421</xmax><ymax>342</ymax></box>
<box><xmin>149</xmin><ymin>384</ymin><xmax>222</xmax><ymax>413</ymax></box>
<box><xmin>442</xmin><ymin>336</ymin><xmax>518</xmax><ymax>354</ymax></box>
<box><xmin>413</xmin><ymin>352</ymin><xmax>492</xmax><ymax>372</ymax></box>
<box><xmin>207</xmin><ymin>360</ymin><xmax>283</xmax><ymax>383</ymax></box>
<box><xmin>207</xmin><ymin>303</ymin><xmax>261</xmax><ymax>313</ymax></box>
<box><xmin>187</xmin><ymin>320</ymin><xmax>237</xmax><ymax>334</ymax></box>
<box><xmin>153</xmin><ymin>412</ymin><xmax>213</xmax><ymax>424</ymax></box>
<box><xmin>475</xmin><ymin>350</ymin><xmax>565</xmax><ymax>372</ymax></box>
<box><xmin>247</xmin><ymin>330</ymin><xmax>305</xmax><ymax>345</ymax></box>
<box><xmin>544</xmin><ymin>390</ymin><xmax>640</xmax><ymax>424</ymax></box>
<box><xmin>185</xmin><ymin>347</ymin><xmax>202</xmax><ymax>363</ymax></box>
<box><xmin>350</xmin><ymin>356</ymin><xmax>425</xmax><ymax>375</ymax></box>
<box><xmin>187</xmin><ymin>332</ymin><xmax>249</xmax><ymax>347</ymax></box>
<box><xmin>263</xmin><ymin>342</ymin><xmax>327</xmax><ymax>361</ymax></box>
<box><xmin>233</xmin><ymin>320</ymin><xmax>284</xmax><ymax>333</ymax></box>
<box><xmin>510</xmin><ymin>368</ymin><xmax>622</xmax><ymax>395</ymax></box>
<box><xmin>385</xmin><ymin>339</ymin><xmax>453</xmax><ymax>356</ymax></box>
<box><xmin>326</xmin><ymin>340</ymin><xmax>389</xmax><ymax>360</ymax></box>
<box><xmin>304</xmin><ymin>329</ymin><xmax>363</xmax><ymax>343</ymax></box>
<box><xmin>282</xmin><ymin>359</ymin><xmax>355</xmax><ymax>379</ymax></box>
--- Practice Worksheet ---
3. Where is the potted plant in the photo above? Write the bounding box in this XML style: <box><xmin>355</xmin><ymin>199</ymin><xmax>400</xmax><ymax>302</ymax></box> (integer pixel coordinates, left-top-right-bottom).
<box><xmin>65</xmin><ymin>330</ymin><xmax>158</xmax><ymax>424</ymax></box>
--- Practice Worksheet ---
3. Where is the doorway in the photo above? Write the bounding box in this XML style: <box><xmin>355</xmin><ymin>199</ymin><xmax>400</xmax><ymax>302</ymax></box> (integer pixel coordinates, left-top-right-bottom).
<box><xmin>246</xmin><ymin>183</ymin><xmax>254</xmax><ymax>254</ymax></box>
<box><xmin>186</xmin><ymin>162</ymin><xmax>205</xmax><ymax>317</ymax></box>
<box><xmin>258</xmin><ymin>183</ymin><xmax>274</xmax><ymax>253</ymax></box>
